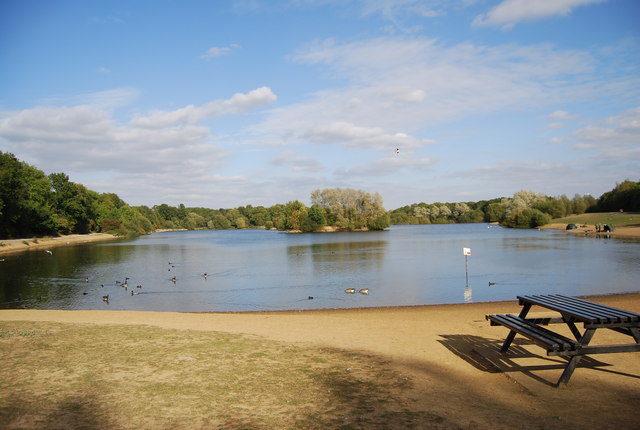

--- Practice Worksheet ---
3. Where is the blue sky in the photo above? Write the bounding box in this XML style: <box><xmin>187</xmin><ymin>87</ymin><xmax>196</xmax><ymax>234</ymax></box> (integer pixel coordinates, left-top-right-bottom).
<box><xmin>1</xmin><ymin>0</ymin><xmax>638</xmax><ymax>210</ymax></box>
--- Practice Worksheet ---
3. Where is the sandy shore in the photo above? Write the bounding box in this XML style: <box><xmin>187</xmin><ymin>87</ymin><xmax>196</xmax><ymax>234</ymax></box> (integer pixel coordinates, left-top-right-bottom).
<box><xmin>2</xmin><ymin>293</ymin><xmax>639</xmax><ymax>428</ymax></box>
<box><xmin>0</xmin><ymin>233</ymin><xmax>118</xmax><ymax>256</ymax></box>
<box><xmin>540</xmin><ymin>223</ymin><xmax>640</xmax><ymax>239</ymax></box>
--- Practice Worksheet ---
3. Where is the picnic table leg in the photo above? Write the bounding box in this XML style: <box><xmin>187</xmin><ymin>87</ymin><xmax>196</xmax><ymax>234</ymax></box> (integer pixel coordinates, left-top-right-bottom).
<box><xmin>500</xmin><ymin>303</ymin><xmax>532</xmax><ymax>353</ymax></box>
<box><xmin>562</xmin><ymin>316</ymin><xmax>582</xmax><ymax>341</ymax></box>
<box><xmin>557</xmin><ymin>328</ymin><xmax>596</xmax><ymax>385</ymax></box>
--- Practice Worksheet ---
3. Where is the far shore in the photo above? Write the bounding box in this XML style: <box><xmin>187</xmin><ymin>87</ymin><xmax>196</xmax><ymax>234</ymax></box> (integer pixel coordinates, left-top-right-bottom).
<box><xmin>539</xmin><ymin>223</ymin><xmax>640</xmax><ymax>239</ymax></box>
<box><xmin>0</xmin><ymin>232</ymin><xmax>119</xmax><ymax>256</ymax></box>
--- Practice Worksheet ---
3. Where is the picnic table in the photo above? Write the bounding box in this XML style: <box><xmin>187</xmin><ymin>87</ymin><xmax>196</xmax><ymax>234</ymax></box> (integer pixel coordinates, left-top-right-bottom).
<box><xmin>486</xmin><ymin>294</ymin><xmax>640</xmax><ymax>385</ymax></box>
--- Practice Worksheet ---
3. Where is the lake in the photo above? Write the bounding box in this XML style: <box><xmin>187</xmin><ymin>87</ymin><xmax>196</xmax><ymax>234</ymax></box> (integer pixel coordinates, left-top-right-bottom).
<box><xmin>1</xmin><ymin>224</ymin><xmax>639</xmax><ymax>312</ymax></box>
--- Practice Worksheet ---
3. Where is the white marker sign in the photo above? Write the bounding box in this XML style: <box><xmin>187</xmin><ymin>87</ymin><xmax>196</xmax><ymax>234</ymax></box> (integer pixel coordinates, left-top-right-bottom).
<box><xmin>463</xmin><ymin>248</ymin><xmax>471</xmax><ymax>256</ymax></box>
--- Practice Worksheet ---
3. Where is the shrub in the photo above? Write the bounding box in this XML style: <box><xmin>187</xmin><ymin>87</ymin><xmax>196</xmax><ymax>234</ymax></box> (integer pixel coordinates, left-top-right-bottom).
<box><xmin>503</xmin><ymin>208</ymin><xmax>551</xmax><ymax>229</ymax></box>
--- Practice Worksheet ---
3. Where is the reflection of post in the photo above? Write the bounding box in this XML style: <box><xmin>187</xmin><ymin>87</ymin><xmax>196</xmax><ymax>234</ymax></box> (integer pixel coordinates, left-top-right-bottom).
<box><xmin>464</xmin><ymin>285</ymin><xmax>472</xmax><ymax>303</ymax></box>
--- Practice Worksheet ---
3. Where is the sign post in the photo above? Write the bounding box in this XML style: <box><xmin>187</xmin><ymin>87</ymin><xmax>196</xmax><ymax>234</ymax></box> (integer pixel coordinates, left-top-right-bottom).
<box><xmin>463</xmin><ymin>248</ymin><xmax>471</xmax><ymax>288</ymax></box>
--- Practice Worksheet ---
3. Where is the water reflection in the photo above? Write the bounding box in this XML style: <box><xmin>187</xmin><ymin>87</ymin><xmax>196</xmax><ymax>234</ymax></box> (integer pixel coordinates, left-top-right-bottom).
<box><xmin>288</xmin><ymin>240</ymin><xmax>387</xmax><ymax>272</ymax></box>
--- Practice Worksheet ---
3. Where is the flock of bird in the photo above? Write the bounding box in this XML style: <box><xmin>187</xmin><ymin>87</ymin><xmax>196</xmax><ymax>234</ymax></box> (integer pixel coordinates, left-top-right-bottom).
<box><xmin>99</xmin><ymin>262</ymin><xmax>209</xmax><ymax>303</ymax></box>
<box><xmin>40</xmin><ymin>250</ymin><xmax>372</xmax><ymax>305</ymax></box>
<box><xmin>344</xmin><ymin>288</ymin><xmax>369</xmax><ymax>295</ymax></box>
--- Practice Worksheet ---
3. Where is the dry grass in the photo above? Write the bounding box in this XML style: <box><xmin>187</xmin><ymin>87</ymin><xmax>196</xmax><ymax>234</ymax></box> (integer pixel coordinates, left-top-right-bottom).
<box><xmin>0</xmin><ymin>321</ymin><xmax>445</xmax><ymax>430</ymax></box>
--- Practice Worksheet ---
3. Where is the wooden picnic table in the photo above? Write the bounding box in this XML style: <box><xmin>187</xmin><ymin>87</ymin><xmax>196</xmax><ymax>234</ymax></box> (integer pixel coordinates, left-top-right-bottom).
<box><xmin>486</xmin><ymin>294</ymin><xmax>640</xmax><ymax>385</ymax></box>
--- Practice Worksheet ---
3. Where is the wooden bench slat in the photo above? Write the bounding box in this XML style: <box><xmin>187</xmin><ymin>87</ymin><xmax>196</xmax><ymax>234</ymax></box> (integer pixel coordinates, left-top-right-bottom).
<box><xmin>533</xmin><ymin>295</ymin><xmax>640</xmax><ymax>320</ymax></box>
<box><xmin>549</xmin><ymin>295</ymin><xmax>640</xmax><ymax>321</ymax></box>
<box><xmin>518</xmin><ymin>294</ymin><xmax>640</xmax><ymax>324</ymax></box>
<box><xmin>520</xmin><ymin>295</ymin><xmax>611</xmax><ymax>322</ymax></box>
<box><xmin>487</xmin><ymin>314</ymin><xmax>577</xmax><ymax>352</ymax></box>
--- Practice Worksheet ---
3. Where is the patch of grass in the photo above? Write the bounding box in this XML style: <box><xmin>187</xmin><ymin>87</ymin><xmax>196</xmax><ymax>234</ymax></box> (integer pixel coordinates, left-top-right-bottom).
<box><xmin>0</xmin><ymin>321</ymin><xmax>436</xmax><ymax>429</ymax></box>
<box><xmin>0</xmin><ymin>328</ymin><xmax>49</xmax><ymax>338</ymax></box>
<box><xmin>550</xmin><ymin>212</ymin><xmax>640</xmax><ymax>227</ymax></box>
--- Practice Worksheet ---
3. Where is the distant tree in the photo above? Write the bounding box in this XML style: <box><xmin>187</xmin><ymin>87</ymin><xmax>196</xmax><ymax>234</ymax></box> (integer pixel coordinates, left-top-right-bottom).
<box><xmin>413</xmin><ymin>205</ymin><xmax>430</xmax><ymax>224</ymax></box>
<box><xmin>307</xmin><ymin>204</ymin><xmax>327</xmax><ymax>230</ymax></box>
<box><xmin>0</xmin><ymin>152</ymin><xmax>56</xmax><ymax>238</ymax></box>
<box><xmin>433</xmin><ymin>204</ymin><xmax>452</xmax><ymax>223</ymax></box>
<box><xmin>283</xmin><ymin>200</ymin><xmax>307</xmax><ymax>231</ymax></box>
<box><xmin>484</xmin><ymin>202</ymin><xmax>506</xmax><ymax>223</ymax></box>
<box><xmin>595</xmin><ymin>180</ymin><xmax>640</xmax><ymax>212</ymax></box>
<box><xmin>311</xmin><ymin>188</ymin><xmax>389</xmax><ymax>230</ymax></box>
<box><xmin>452</xmin><ymin>202</ymin><xmax>471</xmax><ymax>220</ymax></box>
<box><xmin>185</xmin><ymin>212</ymin><xmax>206</xmax><ymax>230</ymax></box>
<box><xmin>49</xmin><ymin>173</ymin><xmax>96</xmax><ymax>234</ymax></box>
<box><xmin>503</xmin><ymin>208</ymin><xmax>550</xmax><ymax>229</ymax></box>
<box><xmin>268</xmin><ymin>204</ymin><xmax>287</xmax><ymax>230</ymax></box>
<box><xmin>100</xmin><ymin>218</ymin><xmax>121</xmax><ymax>232</ymax></box>
<box><xmin>246</xmin><ymin>206</ymin><xmax>269</xmax><ymax>227</ymax></box>
<box><xmin>208</xmin><ymin>213</ymin><xmax>232</xmax><ymax>230</ymax></box>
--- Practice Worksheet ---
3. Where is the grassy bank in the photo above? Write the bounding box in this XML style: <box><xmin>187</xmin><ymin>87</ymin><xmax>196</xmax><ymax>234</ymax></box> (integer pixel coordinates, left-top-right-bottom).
<box><xmin>548</xmin><ymin>212</ymin><xmax>640</xmax><ymax>227</ymax></box>
<box><xmin>0</xmin><ymin>321</ymin><xmax>436</xmax><ymax>429</ymax></box>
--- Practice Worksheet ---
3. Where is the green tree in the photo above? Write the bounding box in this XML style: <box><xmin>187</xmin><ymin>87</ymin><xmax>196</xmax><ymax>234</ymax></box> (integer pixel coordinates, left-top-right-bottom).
<box><xmin>484</xmin><ymin>202</ymin><xmax>506</xmax><ymax>223</ymax></box>
<box><xmin>503</xmin><ymin>208</ymin><xmax>550</xmax><ymax>229</ymax></box>
<box><xmin>49</xmin><ymin>173</ymin><xmax>96</xmax><ymax>234</ymax></box>
<box><xmin>595</xmin><ymin>180</ymin><xmax>640</xmax><ymax>212</ymax></box>
<box><xmin>284</xmin><ymin>200</ymin><xmax>307</xmax><ymax>231</ymax></box>
<box><xmin>0</xmin><ymin>152</ymin><xmax>57</xmax><ymax>238</ymax></box>
<box><xmin>310</xmin><ymin>188</ymin><xmax>389</xmax><ymax>230</ymax></box>
<box><xmin>306</xmin><ymin>204</ymin><xmax>327</xmax><ymax>231</ymax></box>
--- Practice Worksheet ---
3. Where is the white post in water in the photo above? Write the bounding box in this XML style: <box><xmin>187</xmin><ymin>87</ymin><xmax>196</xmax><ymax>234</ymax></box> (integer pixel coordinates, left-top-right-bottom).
<box><xmin>463</xmin><ymin>248</ymin><xmax>471</xmax><ymax>288</ymax></box>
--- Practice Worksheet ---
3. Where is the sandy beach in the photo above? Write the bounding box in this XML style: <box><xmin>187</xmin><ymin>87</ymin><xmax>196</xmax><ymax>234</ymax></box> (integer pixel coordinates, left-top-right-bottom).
<box><xmin>540</xmin><ymin>223</ymin><xmax>640</xmax><ymax>239</ymax></box>
<box><xmin>2</xmin><ymin>294</ymin><xmax>639</xmax><ymax>429</ymax></box>
<box><xmin>0</xmin><ymin>233</ymin><xmax>118</xmax><ymax>256</ymax></box>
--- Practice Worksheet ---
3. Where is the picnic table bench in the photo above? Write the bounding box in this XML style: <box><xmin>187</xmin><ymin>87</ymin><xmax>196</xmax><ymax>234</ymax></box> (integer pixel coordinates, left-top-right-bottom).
<box><xmin>486</xmin><ymin>294</ymin><xmax>640</xmax><ymax>385</ymax></box>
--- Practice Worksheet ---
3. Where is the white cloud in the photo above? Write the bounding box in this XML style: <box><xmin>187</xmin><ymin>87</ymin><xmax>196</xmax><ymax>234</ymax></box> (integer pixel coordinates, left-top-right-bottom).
<box><xmin>547</xmin><ymin>110</ymin><xmax>578</xmax><ymax>120</ymax></box>
<box><xmin>473</xmin><ymin>0</ymin><xmax>606</xmax><ymax>29</ymax></box>
<box><xmin>0</xmin><ymin>104</ymin><xmax>218</xmax><ymax>173</ymax></box>
<box><xmin>256</xmin><ymin>36</ymin><xmax>606</xmax><ymax>152</ymax></box>
<box><xmin>0</xmin><ymin>87</ymin><xmax>279</xmax><ymax>206</ymax></box>
<box><xmin>40</xmin><ymin>88</ymin><xmax>140</xmax><ymax>111</ymax></box>
<box><xmin>460</xmin><ymin>160</ymin><xmax>572</xmax><ymax>185</ymax></box>
<box><xmin>335</xmin><ymin>155</ymin><xmax>433</xmax><ymax>177</ymax></box>
<box><xmin>572</xmin><ymin>106</ymin><xmax>640</xmax><ymax>157</ymax></box>
<box><xmin>200</xmin><ymin>43</ymin><xmax>241</xmax><ymax>59</ymax></box>
<box><xmin>358</xmin><ymin>0</ymin><xmax>447</xmax><ymax>21</ymax></box>
<box><xmin>130</xmin><ymin>87</ymin><xmax>276</xmax><ymax>128</ymax></box>
<box><xmin>302</xmin><ymin>121</ymin><xmax>432</xmax><ymax>151</ymax></box>
<box><xmin>270</xmin><ymin>150</ymin><xmax>323</xmax><ymax>173</ymax></box>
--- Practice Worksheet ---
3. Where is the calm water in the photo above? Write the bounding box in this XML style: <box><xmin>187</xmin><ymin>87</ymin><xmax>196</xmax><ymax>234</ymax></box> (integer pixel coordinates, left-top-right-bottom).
<box><xmin>1</xmin><ymin>224</ymin><xmax>639</xmax><ymax>312</ymax></box>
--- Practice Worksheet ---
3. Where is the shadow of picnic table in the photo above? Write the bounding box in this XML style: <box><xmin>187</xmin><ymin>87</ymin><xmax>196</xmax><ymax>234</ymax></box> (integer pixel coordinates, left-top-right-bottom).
<box><xmin>437</xmin><ymin>334</ymin><xmax>625</xmax><ymax>387</ymax></box>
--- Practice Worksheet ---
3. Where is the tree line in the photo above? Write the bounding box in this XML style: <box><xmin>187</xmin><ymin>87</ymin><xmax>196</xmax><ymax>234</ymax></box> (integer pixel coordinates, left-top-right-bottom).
<box><xmin>390</xmin><ymin>181</ymin><xmax>640</xmax><ymax>228</ymax></box>
<box><xmin>1</xmin><ymin>151</ymin><xmax>638</xmax><ymax>239</ymax></box>
<box><xmin>0</xmin><ymin>152</ymin><xmax>390</xmax><ymax>239</ymax></box>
